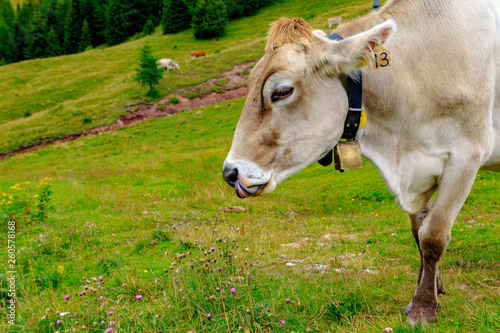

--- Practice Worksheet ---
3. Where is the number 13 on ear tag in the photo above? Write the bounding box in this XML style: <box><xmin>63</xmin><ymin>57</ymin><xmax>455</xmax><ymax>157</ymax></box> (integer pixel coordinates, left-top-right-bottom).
<box><xmin>371</xmin><ymin>40</ymin><xmax>391</xmax><ymax>69</ymax></box>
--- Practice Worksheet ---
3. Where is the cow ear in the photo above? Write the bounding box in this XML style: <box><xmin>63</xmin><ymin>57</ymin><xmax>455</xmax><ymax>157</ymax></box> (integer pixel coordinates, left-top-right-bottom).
<box><xmin>314</xmin><ymin>19</ymin><xmax>397</xmax><ymax>75</ymax></box>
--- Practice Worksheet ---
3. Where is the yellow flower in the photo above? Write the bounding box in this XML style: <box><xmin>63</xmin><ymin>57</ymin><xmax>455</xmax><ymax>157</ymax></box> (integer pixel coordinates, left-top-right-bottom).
<box><xmin>57</xmin><ymin>266</ymin><xmax>64</xmax><ymax>274</ymax></box>
<box><xmin>34</xmin><ymin>194</ymin><xmax>39</xmax><ymax>198</ymax></box>
<box><xmin>143</xmin><ymin>270</ymin><xmax>148</xmax><ymax>273</ymax></box>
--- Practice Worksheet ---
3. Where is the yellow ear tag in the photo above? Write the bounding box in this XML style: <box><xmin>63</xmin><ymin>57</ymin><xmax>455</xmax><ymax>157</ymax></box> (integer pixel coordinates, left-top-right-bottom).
<box><xmin>371</xmin><ymin>40</ymin><xmax>391</xmax><ymax>69</ymax></box>
<box><xmin>359</xmin><ymin>110</ymin><xmax>367</xmax><ymax>129</ymax></box>
<box><xmin>357</xmin><ymin>40</ymin><xmax>392</xmax><ymax>69</ymax></box>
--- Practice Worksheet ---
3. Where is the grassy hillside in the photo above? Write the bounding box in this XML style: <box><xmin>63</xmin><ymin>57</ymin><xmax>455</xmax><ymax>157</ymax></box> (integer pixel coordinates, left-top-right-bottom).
<box><xmin>0</xmin><ymin>96</ymin><xmax>498</xmax><ymax>332</ymax></box>
<box><xmin>0</xmin><ymin>0</ymin><xmax>374</xmax><ymax>154</ymax></box>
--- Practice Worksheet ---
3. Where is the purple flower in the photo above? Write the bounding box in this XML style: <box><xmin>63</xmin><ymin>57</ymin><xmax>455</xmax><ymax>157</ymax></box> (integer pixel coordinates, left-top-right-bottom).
<box><xmin>230</xmin><ymin>288</ymin><xmax>236</xmax><ymax>294</ymax></box>
<box><xmin>281</xmin><ymin>320</ymin><xmax>285</xmax><ymax>325</ymax></box>
<box><xmin>266</xmin><ymin>307</ymin><xmax>270</xmax><ymax>312</ymax></box>
<box><xmin>106</xmin><ymin>329</ymin><xmax>113</xmax><ymax>332</ymax></box>
<box><xmin>114</xmin><ymin>301</ymin><xmax>117</xmax><ymax>305</ymax></box>
<box><xmin>64</xmin><ymin>295</ymin><xmax>70</xmax><ymax>300</ymax></box>
<box><xmin>285</xmin><ymin>298</ymin><xmax>290</xmax><ymax>303</ymax></box>
<box><xmin>109</xmin><ymin>311</ymin><xmax>113</xmax><ymax>314</ymax></box>
<box><xmin>57</xmin><ymin>320</ymin><xmax>62</xmax><ymax>325</ymax></box>
<box><xmin>216</xmin><ymin>287</ymin><xmax>220</xmax><ymax>291</ymax></box>
<box><xmin>101</xmin><ymin>321</ymin><xmax>105</xmax><ymax>324</ymax></box>
<box><xmin>250</xmin><ymin>274</ymin><xmax>254</xmax><ymax>278</ymax></box>
<box><xmin>246</xmin><ymin>309</ymin><xmax>250</xmax><ymax>312</ymax></box>
<box><xmin>84</xmin><ymin>285</ymin><xmax>88</xmax><ymax>289</ymax></box>
<box><xmin>207</xmin><ymin>313</ymin><xmax>211</xmax><ymax>318</ymax></box>
<box><xmin>136</xmin><ymin>295</ymin><xmax>142</xmax><ymax>300</ymax></box>
<box><xmin>98</xmin><ymin>276</ymin><xmax>103</xmax><ymax>281</ymax></box>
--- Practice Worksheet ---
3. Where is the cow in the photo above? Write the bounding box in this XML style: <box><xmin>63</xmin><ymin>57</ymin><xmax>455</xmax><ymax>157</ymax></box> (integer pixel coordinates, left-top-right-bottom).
<box><xmin>222</xmin><ymin>0</ymin><xmax>500</xmax><ymax>327</ymax></box>
<box><xmin>190</xmin><ymin>50</ymin><xmax>206</xmax><ymax>59</ymax></box>
<box><xmin>327</xmin><ymin>16</ymin><xmax>343</xmax><ymax>29</ymax></box>
<box><xmin>156</xmin><ymin>58</ymin><xmax>180</xmax><ymax>71</ymax></box>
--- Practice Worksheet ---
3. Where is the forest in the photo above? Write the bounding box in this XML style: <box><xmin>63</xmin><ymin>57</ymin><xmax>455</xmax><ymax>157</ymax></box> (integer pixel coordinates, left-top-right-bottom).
<box><xmin>0</xmin><ymin>0</ymin><xmax>271</xmax><ymax>65</ymax></box>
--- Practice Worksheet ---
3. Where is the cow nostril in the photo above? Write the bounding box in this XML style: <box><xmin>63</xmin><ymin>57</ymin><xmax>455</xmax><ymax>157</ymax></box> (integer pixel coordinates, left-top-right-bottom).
<box><xmin>223</xmin><ymin>167</ymin><xmax>238</xmax><ymax>188</ymax></box>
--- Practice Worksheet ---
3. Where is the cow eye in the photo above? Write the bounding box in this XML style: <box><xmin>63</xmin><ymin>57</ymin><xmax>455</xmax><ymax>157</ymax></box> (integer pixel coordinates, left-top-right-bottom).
<box><xmin>271</xmin><ymin>87</ymin><xmax>294</xmax><ymax>102</ymax></box>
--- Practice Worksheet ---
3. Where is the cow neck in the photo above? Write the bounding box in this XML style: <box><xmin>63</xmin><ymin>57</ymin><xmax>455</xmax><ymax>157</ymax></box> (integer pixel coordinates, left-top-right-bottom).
<box><xmin>317</xmin><ymin>32</ymin><xmax>363</xmax><ymax>167</ymax></box>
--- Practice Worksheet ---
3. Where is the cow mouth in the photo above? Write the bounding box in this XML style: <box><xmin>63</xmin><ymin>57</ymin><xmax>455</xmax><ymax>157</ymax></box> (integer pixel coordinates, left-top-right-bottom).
<box><xmin>235</xmin><ymin>180</ymin><xmax>268</xmax><ymax>199</ymax></box>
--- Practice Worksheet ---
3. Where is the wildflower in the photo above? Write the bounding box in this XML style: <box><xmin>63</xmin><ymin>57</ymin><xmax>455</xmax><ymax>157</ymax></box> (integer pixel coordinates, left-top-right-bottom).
<box><xmin>207</xmin><ymin>313</ymin><xmax>211</xmax><ymax>318</ymax></box>
<box><xmin>64</xmin><ymin>295</ymin><xmax>70</xmax><ymax>300</ymax></box>
<box><xmin>230</xmin><ymin>288</ymin><xmax>236</xmax><ymax>294</ymax></box>
<box><xmin>57</xmin><ymin>266</ymin><xmax>64</xmax><ymax>274</ymax></box>
<box><xmin>266</xmin><ymin>307</ymin><xmax>270</xmax><ymax>312</ymax></box>
<box><xmin>106</xmin><ymin>329</ymin><xmax>113</xmax><ymax>332</ymax></box>
<box><xmin>136</xmin><ymin>295</ymin><xmax>142</xmax><ymax>300</ymax></box>
<box><xmin>98</xmin><ymin>276</ymin><xmax>103</xmax><ymax>281</ymax></box>
<box><xmin>143</xmin><ymin>270</ymin><xmax>148</xmax><ymax>273</ymax></box>
<box><xmin>246</xmin><ymin>309</ymin><xmax>250</xmax><ymax>312</ymax></box>
<box><xmin>285</xmin><ymin>298</ymin><xmax>290</xmax><ymax>303</ymax></box>
<box><xmin>84</xmin><ymin>285</ymin><xmax>88</xmax><ymax>289</ymax></box>
<box><xmin>250</xmin><ymin>274</ymin><xmax>254</xmax><ymax>278</ymax></box>
<box><xmin>109</xmin><ymin>311</ymin><xmax>113</xmax><ymax>315</ymax></box>
<box><xmin>57</xmin><ymin>320</ymin><xmax>62</xmax><ymax>325</ymax></box>
<box><xmin>281</xmin><ymin>320</ymin><xmax>285</xmax><ymax>325</ymax></box>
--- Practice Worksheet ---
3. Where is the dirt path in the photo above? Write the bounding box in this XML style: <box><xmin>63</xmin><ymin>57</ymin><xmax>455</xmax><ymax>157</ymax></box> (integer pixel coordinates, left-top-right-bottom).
<box><xmin>0</xmin><ymin>61</ymin><xmax>257</xmax><ymax>161</ymax></box>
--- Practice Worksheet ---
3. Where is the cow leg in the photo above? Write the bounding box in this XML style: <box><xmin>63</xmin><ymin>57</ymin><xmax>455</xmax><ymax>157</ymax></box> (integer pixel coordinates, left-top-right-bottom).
<box><xmin>404</xmin><ymin>198</ymin><xmax>446</xmax><ymax>316</ymax></box>
<box><xmin>406</xmin><ymin>154</ymin><xmax>480</xmax><ymax>326</ymax></box>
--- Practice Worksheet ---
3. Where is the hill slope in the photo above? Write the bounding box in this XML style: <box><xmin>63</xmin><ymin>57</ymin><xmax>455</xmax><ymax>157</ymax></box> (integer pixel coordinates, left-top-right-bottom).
<box><xmin>0</xmin><ymin>0</ymin><xmax>373</xmax><ymax>154</ymax></box>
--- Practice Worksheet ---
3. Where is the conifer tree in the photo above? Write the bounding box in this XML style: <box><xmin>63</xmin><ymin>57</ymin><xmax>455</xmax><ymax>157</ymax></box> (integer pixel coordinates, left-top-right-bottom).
<box><xmin>0</xmin><ymin>17</ymin><xmax>14</xmax><ymax>64</ymax></box>
<box><xmin>45</xmin><ymin>27</ymin><xmax>61</xmax><ymax>57</ymax></box>
<box><xmin>134</xmin><ymin>43</ymin><xmax>163</xmax><ymax>99</ymax></box>
<box><xmin>24</xmin><ymin>9</ymin><xmax>49</xmax><ymax>59</ymax></box>
<box><xmin>191</xmin><ymin>0</ymin><xmax>227</xmax><ymax>40</ymax></box>
<box><xmin>142</xmin><ymin>17</ymin><xmax>155</xmax><ymax>36</ymax></box>
<box><xmin>62</xmin><ymin>4</ymin><xmax>80</xmax><ymax>54</ymax></box>
<box><xmin>79</xmin><ymin>19</ymin><xmax>92</xmax><ymax>52</ymax></box>
<box><xmin>162</xmin><ymin>0</ymin><xmax>190</xmax><ymax>34</ymax></box>
<box><xmin>0</xmin><ymin>0</ymin><xmax>15</xmax><ymax>28</ymax></box>
<box><xmin>105</xmin><ymin>0</ymin><xmax>129</xmax><ymax>46</ymax></box>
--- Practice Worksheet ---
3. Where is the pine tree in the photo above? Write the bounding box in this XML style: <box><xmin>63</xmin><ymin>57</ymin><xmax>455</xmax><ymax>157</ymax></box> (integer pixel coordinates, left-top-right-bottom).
<box><xmin>24</xmin><ymin>9</ymin><xmax>49</xmax><ymax>59</ymax></box>
<box><xmin>105</xmin><ymin>0</ymin><xmax>129</xmax><ymax>46</ymax></box>
<box><xmin>79</xmin><ymin>19</ymin><xmax>92</xmax><ymax>52</ymax></box>
<box><xmin>191</xmin><ymin>0</ymin><xmax>227</xmax><ymax>40</ymax></box>
<box><xmin>142</xmin><ymin>17</ymin><xmax>155</xmax><ymax>36</ymax></box>
<box><xmin>162</xmin><ymin>0</ymin><xmax>190</xmax><ymax>34</ymax></box>
<box><xmin>45</xmin><ymin>27</ymin><xmax>61</xmax><ymax>57</ymax></box>
<box><xmin>0</xmin><ymin>0</ymin><xmax>15</xmax><ymax>28</ymax></box>
<box><xmin>0</xmin><ymin>17</ymin><xmax>14</xmax><ymax>64</ymax></box>
<box><xmin>62</xmin><ymin>4</ymin><xmax>80</xmax><ymax>54</ymax></box>
<box><xmin>134</xmin><ymin>43</ymin><xmax>163</xmax><ymax>99</ymax></box>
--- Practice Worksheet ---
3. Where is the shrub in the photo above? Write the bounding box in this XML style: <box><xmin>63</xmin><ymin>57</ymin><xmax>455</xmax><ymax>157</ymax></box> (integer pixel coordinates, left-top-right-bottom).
<box><xmin>191</xmin><ymin>0</ymin><xmax>228</xmax><ymax>40</ymax></box>
<box><xmin>169</xmin><ymin>96</ymin><xmax>180</xmax><ymax>104</ymax></box>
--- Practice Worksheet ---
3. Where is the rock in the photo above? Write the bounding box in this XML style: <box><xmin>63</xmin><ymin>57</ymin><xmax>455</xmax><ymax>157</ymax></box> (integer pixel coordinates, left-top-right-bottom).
<box><xmin>218</xmin><ymin>206</ymin><xmax>246</xmax><ymax>212</ymax></box>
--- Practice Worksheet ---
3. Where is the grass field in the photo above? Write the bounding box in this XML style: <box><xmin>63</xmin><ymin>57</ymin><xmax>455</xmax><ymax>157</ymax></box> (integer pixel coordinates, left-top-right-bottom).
<box><xmin>0</xmin><ymin>0</ymin><xmax>374</xmax><ymax>154</ymax></box>
<box><xmin>0</xmin><ymin>96</ymin><xmax>498</xmax><ymax>332</ymax></box>
<box><xmin>1</xmin><ymin>0</ymin><xmax>499</xmax><ymax>332</ymax></box>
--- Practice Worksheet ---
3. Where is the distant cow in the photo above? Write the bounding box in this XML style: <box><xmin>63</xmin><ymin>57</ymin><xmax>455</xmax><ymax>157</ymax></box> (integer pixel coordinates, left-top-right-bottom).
<box><xmin>327</xmin><ymin>16</ymin><xmax>343</xmax><ymax>29</ymax></box>
<box><xmin>156</xmin><ymin>58</ymin><xmax>180</xmax><ymax>71</ymax></box>
<box><xmin>190</xmin><ymin>50</ymin><xmax>206</xmax><ymax>59</ymax></box>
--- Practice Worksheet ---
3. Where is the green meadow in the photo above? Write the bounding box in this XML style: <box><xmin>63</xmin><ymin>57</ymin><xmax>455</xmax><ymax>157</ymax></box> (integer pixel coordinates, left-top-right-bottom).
<box><xmin>0</xmin><ymin>0</ymin><xmax>499</xmax><ymax>332</ymax></box>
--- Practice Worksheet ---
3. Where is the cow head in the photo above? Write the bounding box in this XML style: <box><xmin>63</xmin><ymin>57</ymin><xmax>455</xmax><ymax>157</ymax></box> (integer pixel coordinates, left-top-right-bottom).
<box><xmin>223</xmin><ymin>17</ymin><xmax>395</xmax><ymax>198</ymax></box>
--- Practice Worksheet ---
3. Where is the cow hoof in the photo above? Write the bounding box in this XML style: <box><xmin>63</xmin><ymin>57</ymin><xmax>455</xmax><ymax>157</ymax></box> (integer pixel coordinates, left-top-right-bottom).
<box><xmin>403</xmin><ymin>301</ymin><xmax>412</xmax><ymax>316</ymax></box>
<box><xmin>407</xmin><ymin>307</ymin><xmax>437</xmax><ymax>327</ymax></box>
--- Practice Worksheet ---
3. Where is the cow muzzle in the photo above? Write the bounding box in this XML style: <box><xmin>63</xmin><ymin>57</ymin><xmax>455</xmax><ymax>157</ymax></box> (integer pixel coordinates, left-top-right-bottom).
<box><xmin>222</xmin><ymin>160</ymin><xmax>273</xmax><ymax>199</ymax></box>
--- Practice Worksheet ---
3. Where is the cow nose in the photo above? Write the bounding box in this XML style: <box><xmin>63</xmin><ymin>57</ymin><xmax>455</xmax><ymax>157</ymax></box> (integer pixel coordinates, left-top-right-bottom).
<box><xmin>223</xmin><ymin>167</ymin><xmax>238</xmax><ymax>188</ymax></box>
